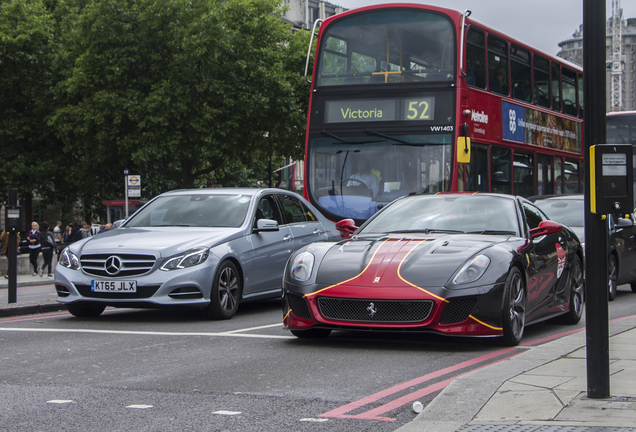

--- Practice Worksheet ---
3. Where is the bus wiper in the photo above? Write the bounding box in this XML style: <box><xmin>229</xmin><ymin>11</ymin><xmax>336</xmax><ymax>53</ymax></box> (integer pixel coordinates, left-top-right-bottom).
<box><xmin>364</xmin><ymin>129</ymin><xmax>427</xmax><ymax>146</ymax></box>
<box><xmin>321</xmin><ymin>130</ymin><xmax>383</xmax><ymax>145</ymax></box>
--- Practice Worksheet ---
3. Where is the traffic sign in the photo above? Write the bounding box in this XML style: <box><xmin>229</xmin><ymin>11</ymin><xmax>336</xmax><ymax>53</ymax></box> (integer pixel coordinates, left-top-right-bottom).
<box><xmin>127</xmin><ymin>175</ymin><xmax>141</xmax><ymax>186</ymax></box>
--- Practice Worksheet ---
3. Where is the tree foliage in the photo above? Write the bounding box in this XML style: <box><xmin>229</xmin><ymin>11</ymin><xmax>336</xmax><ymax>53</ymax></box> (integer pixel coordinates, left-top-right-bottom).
<box><xmin>0</xmin><ymin>0</ymin><xmax>62</xmax><ymax>212</ymax></box>
<box><xmin>0</xmin><ymin>0</ymin><xmax>312</xmax><ymax>221</ymax></box>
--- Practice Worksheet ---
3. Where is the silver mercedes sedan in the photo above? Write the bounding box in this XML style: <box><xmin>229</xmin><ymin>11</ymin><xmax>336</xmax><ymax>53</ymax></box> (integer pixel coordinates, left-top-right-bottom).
<box><xmin>55</xmin><ymin>188</ymin><xmax>340</xmax><ymax>319</ymax></box>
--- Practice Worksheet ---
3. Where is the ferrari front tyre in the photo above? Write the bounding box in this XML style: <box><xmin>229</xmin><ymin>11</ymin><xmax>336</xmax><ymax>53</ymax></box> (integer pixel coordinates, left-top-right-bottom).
<box><xmin>201</xmin><ymin>261</ymin><xmax>241</xmax><ymax>320</ymax></box>
<box><xmin>554</xmin><ymin>254</ymin><xmax>584</xmax><ymax>325</ymax></box>
<box><xmin>290</xmin><ymin>328</ymin><xmax>332</xmax><ymax>339</ymax></box>
<box><xmin>66</xmin><ymin>303</ymin><xmax>106</xmax><ymax>318</ymax></box>
<box><xmin>501</xmin><ymin>267</ymin><xmax>526</xmax><ymax>346</ymax></box>
<box><xmin>608</xmin><ymin>254</ymin><xmax>618</xmax><ymax>301</ymax></box>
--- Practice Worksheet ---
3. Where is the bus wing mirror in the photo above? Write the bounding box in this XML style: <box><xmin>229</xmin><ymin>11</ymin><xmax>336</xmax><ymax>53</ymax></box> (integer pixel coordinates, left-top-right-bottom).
<box><xmin>457</xmin><ymin>137</ymin><xmax>471</xmax><ymax>164</ymax></box>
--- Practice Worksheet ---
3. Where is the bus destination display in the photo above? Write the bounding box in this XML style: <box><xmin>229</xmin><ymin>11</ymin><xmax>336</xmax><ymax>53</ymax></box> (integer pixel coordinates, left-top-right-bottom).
<box><xmin>325</xmin><ymin>97</ymin><xmax>436</xmax><ymax>124</ymax></box>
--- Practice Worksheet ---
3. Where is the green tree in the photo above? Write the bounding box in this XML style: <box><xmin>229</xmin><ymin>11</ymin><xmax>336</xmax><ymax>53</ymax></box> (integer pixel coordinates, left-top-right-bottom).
<box><xmin>0</xmin><ymin>0</ymin><xmax>62</xmax><ymax>221</ymax></box>
<box><xmin>51</xmin><ymin>0</ymin><xmax>311</xmax><ymax>203</ymax></box>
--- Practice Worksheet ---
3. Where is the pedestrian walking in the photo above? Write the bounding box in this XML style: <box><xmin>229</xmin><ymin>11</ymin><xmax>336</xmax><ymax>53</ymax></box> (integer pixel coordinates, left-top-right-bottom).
<box><xmin>27</xmin><ymin>221</ymin><xmax>41</xmax><ymax>276</ymax></box>
<box><xmin>39</xmin><ymin>221</ymin><xmax>56</xmax><ymax>278</ymax></box>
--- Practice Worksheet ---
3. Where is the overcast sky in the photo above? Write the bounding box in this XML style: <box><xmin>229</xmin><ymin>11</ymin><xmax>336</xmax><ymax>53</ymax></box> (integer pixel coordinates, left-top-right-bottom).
<box><xmin>329</xmin><ymin>0</ymin><xmax>636</xmax><ymax>56</ymax></box>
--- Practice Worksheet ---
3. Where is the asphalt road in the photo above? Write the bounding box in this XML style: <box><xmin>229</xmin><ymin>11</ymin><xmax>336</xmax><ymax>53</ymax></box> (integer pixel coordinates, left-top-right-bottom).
<box><xmin>2</xmin><ymin>285</ymin><xmax>636</xmax><ymax>432</ymax></box>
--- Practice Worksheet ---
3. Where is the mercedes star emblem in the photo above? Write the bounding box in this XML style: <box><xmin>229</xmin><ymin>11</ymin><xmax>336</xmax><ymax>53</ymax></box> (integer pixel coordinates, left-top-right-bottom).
<box><xmin>105</xmin><ymin>256</ymin><xmax>123</xmax><ymax>276</ymax></box>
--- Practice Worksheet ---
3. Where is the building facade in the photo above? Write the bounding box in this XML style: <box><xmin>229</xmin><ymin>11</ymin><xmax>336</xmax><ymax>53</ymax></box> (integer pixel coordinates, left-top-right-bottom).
<box><xmin>281</xmin><ymin>0</ymin><xmax>345</xmax><ymax>32</ymax></box>
<box><xmin>557</xmin><ymin>18</ymin><xmax>636</xmax><ymax>112</ymax></box>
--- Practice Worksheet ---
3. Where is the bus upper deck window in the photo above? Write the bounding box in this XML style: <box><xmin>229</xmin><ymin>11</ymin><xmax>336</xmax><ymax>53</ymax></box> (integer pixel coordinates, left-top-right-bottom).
<box><xmin>561</xmin><ymin>67</ymin><xmax>578</xmax><ymax>117</ymax></box>
<box><xmin>466</xmin><ymin>27</ymin><xmax>486</xmax><ymax>89</ymax></box>
<box><xmin>551</xmin><ymin>62</ymin><xmax>561</xmax><ymax>112</ymax></box>
<box><xmin>488</xmin><ymin>35</ymin><xmax>508</xmax><ymax>96</ymax></box>
<box><xmin>510</xmin><ymin>44</ymin><xmax>531</xmax><ymax>103</ymax></box>
<box><xmin>533</xmin><ymin>55</ymin><xmax>550</xmax><ymax>108</ymax></box>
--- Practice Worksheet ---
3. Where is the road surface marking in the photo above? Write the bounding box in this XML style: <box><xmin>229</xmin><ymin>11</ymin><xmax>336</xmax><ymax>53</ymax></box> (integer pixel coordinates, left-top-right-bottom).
<box><xmin>0</xmin><ymin>326</ymin><xmax>294</xmax><ymax>339</ymax></box>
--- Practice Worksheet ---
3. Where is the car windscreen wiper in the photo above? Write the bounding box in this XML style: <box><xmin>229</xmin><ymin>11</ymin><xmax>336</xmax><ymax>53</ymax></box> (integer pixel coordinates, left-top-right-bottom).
<box><xmin>385</xmin><ymin>229</ymin><xmax>465</xmax><ymax>234</ymax></box>
<box><xmin>321</xmin><ymin>130</ymin><xmax>383</xmax><ymax>145</ymax></box>
<box><xmin>467</xmin><ymin>230</ymin><xmax>517</xmax><ymax>235</ymax></box>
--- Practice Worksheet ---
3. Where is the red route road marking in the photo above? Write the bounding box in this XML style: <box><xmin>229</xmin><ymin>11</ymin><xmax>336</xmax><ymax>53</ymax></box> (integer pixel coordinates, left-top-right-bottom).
<box><xmin>319</xmin><ymin>347</ymin><xmax>519</xmax><ymax>420</ymax></box>
<box><xmin>320</xmin><ymin>314</ymin><xmax>636</xmax><ymax>421</ymax></box>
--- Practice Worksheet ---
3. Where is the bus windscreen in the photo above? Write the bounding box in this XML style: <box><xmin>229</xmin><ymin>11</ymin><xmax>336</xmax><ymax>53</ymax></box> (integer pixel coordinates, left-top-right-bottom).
<box><xmin>317</xmin><ymin>10</ymin><xmax>455</xmax><ymax>86</ymax></box>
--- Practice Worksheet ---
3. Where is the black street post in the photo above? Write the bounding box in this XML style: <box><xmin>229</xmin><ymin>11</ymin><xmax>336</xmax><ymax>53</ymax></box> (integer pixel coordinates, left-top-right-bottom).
<box><xmin>583</xmin><ymin>0</ymin><xmax>610</xmax><ymax>399</ymax></box>
<box><xmin>7</xmin><ymin>188</ymin><xmax>18</xmax><ymax>304</ymax></box>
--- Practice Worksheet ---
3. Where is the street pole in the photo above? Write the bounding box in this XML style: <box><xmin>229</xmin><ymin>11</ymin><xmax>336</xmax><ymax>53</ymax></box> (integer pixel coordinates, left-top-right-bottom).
<box><xmin>124</xmin><ymin>170</ymin><xmax>129</xmax><ymax>219</ymax></box>
<box><xmin>583</xmin><ymin>0</ymin><xmax>610</xmax><ymax>399</ymax></box>
<box><xmin>7</xmin><ymin>188</ymin><xmax>18</xmax><ymax>304</ymax></box>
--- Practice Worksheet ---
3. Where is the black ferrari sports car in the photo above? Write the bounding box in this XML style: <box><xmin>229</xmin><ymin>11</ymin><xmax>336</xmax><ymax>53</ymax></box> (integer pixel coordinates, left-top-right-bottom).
<box><xmin>282</xmin><ymin>193</ymin><xmax>585</xmax><ymax>346</ymax></box>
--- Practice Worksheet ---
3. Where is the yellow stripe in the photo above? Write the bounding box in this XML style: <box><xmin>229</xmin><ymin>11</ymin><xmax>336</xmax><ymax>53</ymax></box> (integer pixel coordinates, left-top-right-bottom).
<box><xmin>304</xmin><ymin>238</ymin><xmax>392</xmax><ymax>297</ymax></box>
<box><xmin>469</xmin><ymin>315</ymin><xmax>502</xmax><ymax>331</ymax></box>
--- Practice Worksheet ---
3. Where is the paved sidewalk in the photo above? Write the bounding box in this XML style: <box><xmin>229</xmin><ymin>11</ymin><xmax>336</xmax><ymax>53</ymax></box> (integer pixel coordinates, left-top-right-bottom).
<box><xmin>0</xmin><ymin>274</ymin><xmax>66</xmax><ymax>316</ymax></box>
<box><xmin>397</xmin><ymin>315</ymin><xmax>636</xmax><ymax>432</ymax></box>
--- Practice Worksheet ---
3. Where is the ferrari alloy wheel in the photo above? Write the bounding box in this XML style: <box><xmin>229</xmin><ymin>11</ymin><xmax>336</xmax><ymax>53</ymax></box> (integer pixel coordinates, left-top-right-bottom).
<box><xmin>608</xmin><ymin>254</ymin><xmax>618</xmax><ymax>301</ymax></box>
<box><xmin>66</xmin><ymin>303</ymin><xmax>106</xmax><ymax>318</ymax></box>
<box><xmin>202</xmin><ymin>261</ymin><xmax>241</xmax><ymax>320</ymax></box>
<box><xmin>555</xmin><ymin>254</ymin><xmax>584</xmax><ymax>324</ymax></box>
<box><xmin>501</xmin><ymin>267</ymin><xmax>525</xmax><ymax>346</ymax></box>
<box><xmin>290</xmin><ymin>328</ymin><xmax>332</xmax><ymax>339</ymax></box>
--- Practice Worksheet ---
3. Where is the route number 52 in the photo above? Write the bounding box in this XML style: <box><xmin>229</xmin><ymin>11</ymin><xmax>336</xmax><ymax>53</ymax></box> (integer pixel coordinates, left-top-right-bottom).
<box><xmin>406</xmin><ymin>99</ymin><xmax>433</xmax><ymax>120</ymax></box>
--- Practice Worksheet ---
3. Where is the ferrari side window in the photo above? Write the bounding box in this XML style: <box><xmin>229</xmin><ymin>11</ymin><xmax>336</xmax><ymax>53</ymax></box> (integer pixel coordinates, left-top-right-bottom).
<box><xmin>522</xmin><ymin>202</ymin><xmax>545</xmax><ymax>231</ymax></box>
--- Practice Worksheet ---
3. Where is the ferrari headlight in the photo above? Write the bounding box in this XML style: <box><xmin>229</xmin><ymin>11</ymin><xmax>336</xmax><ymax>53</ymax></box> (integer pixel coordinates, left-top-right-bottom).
<box><xmin>290</xmin><ymin>252</ymin><xmax>315</xmax><ymax>281</ymax></box>
<box><xmin>59</xmin><ymin>248</ymin><xmax>80</xmax><ymax>270</ymax></box>
<box><xmin>160</xmin><ymin>247</ymin><xmax>210</xmax><ymax>271</ymax></box>
<box><xmin>452</xmin><ymin>255</ymin><xmax>490</xmax><ymax>285</ymax></box>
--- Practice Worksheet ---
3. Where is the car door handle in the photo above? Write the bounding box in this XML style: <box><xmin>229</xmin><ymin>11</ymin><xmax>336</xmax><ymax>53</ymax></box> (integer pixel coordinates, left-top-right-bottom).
<box><xmin>283</xmin><ymin>234</ymin><xmax>292</xmax><ymax>242</ymax></box>
<box><xmin>313</xmin><ymin>229</ymin><xmax>323</xmax><ymax>236</ymax></box>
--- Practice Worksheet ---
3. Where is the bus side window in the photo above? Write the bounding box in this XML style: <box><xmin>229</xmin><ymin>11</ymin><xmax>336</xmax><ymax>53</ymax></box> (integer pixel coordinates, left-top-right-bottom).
<box><xmin>551</xmin><ymin>62</ymin><xmax>561</xmax><ymax>112</ymax></box>
<box><xmin>578</xmin><ymin>73</ymin><xmax>584</xmax><ymax>118</ymax></box>
<box><xmin>513</xmin><ymin>151</ymin><xmax>534</xmax><ymax>198</ymax></box>
<box><xmin>491</xmin><ymin>146</ymin><xmax>512</xmax><ymax>194</ymax></box>
<box><xmin>488</xmin><ymin>35</ymin><xmax>509</xmax><ymax>96</ymax></box>
<box><xmin>562</xmin><ymin>66</ymin><xmax>578</xmax><ymax>117</ymax></box>
<box><xmin>510</xmin><ymin>44</ymin><xmax>531</xmax><ymax>103</ymax></box>
<box><xmin>466</xmin><ymin>26</ymin><xmax>486</xmax><ymax>89</ymax></box>
<box><xmin>533</xmin><ymin>55</ymin><xmax>551</xmax><ymax>108</ymax></box>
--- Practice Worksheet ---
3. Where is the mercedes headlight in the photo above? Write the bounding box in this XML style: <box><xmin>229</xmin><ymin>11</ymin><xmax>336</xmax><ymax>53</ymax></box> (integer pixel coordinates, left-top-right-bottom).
<box><xmin>160</xmin><ymin>247</ymin><xmax>210</xmax><ymax>271</ymax></box>
<box><xmin>452</xmin><ymin>255</ymin><xmax>490</xmax><ymax>285</ymax></box>
<box><xmin>59</xmin><ymin>248</ymin><xmax>80</xmax><ymax>270</ymax></box>
<box><xmin>290</xmin><ymin>252</ymin><xmax>315</xmax><ymax>281</ymax></box>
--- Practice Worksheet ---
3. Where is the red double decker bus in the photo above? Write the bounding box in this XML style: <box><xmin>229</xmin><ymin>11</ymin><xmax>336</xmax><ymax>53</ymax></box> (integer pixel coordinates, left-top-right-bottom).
<box><xmin>302</xmin><ymin>3</ymin><xmax>584</xmax><ymax>224</ymax></box>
